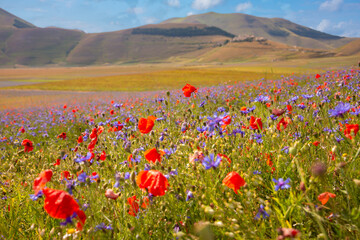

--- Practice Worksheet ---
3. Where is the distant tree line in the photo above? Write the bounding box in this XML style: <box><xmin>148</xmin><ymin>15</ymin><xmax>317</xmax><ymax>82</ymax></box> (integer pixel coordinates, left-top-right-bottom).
<box><xmin>132</xmin><ymin>26</ymin><xmax>235</xmax><ymax>38</ymax></box>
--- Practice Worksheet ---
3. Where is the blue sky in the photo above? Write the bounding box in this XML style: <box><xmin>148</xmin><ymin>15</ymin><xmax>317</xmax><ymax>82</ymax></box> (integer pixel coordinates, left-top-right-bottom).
<box><xmin>2</xmin><ymin>0</ymin><xmax>360</xmax><ymax>37</ymax></box>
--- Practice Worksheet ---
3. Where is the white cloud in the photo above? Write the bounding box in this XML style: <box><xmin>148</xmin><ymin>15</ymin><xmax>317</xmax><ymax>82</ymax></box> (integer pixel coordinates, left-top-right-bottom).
<box><xmin>316</xmin><ymin>19</ymin><xmax>331</xmax><ymax>32</ymax></box>
<box><xmin>236</xmin><ymin>2</ymin><xmax>252</xmax><ymax>12</ymax></box>
<box><xmin>167</xmin><ymin>0</ymin><xmax>180</xmax><ymax>7</ymax></box>
<box><xmin>192</xmin><ymin>0</ymin><xmax>222</xmax><ymax>10</ymax></box>
<box><xmin>187</xmin><ymin>12</ymin><xmax>194</xmax><ymax>16</ymax></box>
<box><xmin>319</xmin><ymin>0</ymin><xmax>343</xmax><ymax>12</ymax></box>
<box><xmin>145</xmin><ymin>17</ymin><xmax>158</xmax><ymax>24</ymax></box>
<box><xmin>128</xmin><ymin>7</ymin><xmax>144</xmax><ymax>15</ymax></box>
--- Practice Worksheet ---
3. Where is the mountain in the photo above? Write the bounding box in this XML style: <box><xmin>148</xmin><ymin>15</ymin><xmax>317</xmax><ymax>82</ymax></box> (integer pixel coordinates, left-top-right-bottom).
<box><xmin>0</xmin><ymin>8</ymin><xmax>36</xmax><ymax>29</ymax></box>
<box><xmin>0</xmin><ymin>8</ymin><xmax>358</xmax><ymax>67</ymax></box>
<box><xmin>163</xmin><ymin>12</ymin><xmax>353</xmax><ymax>50</ymax></box>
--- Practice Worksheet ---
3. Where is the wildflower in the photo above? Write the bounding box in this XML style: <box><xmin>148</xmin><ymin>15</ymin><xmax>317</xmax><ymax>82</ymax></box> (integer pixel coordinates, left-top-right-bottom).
<box><xmin>277</xmin><ymin>118</ymin><xmax>289</xmax><ymax>131</ymax></box>
<box><xmin>22</xmin><ymin>139</ymin><xmax>33</xmax><ymax>152</ymax></box>
<box><xmin>312</xmin><ymin>141</ymin><xmax>320</xmax><ymax>146</ymax></box>
<box><xmin>186</xmin><ymin>190</ymin><xmax>194</xmax><ymax>201</ymax></box>
<box><xmin>33</xmin><ymin>169</ymin><xmax>53</xmax><ymax>194</ymax></box>
<box><xmin>136</xmin><ymin>170</ymin><xmax>169</xmax><ymax>196</ymax></box>
<box><xmin>105</xmin><ymin>189</ymin><xmax>120</xmax><ymax>200</ymax></box>
<box><xmin>42</xmin><ymin>188</ymin><xmax>86</xmax><ymax>230</ymax></box>
<box><xmin>144</xmin><ymin>148</ymin><xmax>162</xmax><ymax>163</ymax></box>
<box><xmin>222</xmin><ymin>172</ymin><xmax>246</xmax><ymax>194</ymax></box>
<box><xmin>328</xmin><ymin>102</ymin><xmax>351</xmax><ymax>117</ymax></box>
<box><xmin>138</xmin><ymin>116</ymin><xmax>156</xmax><ymax>134</ymax></box>
<box><xmin>344</xmin><ymin>124</ymin><xmax>359</xmax><ymax>139</ymax></box>
<box><xmin>272</xmin><ymin>178</ymin><xmax>291</xmax><ymax>191</ymax></box>
<box><xmin>182</xmin><ymin>84</ymin><xmax>197</xmax><ymax>97</ymax></box>
<box><xmin>53</xmin><ymin>159</ymin><xmax>61</xmax><ymax>166</ymax></box>
<box><xmin>202</xmin><ymin>153</ymin><xmax>222</xmax><ymax>170</ymax></box>
<box><xmin>277</xmin><ymin>228</ymin><xmax>300</xmax><ymax>240</ymax></box>
<box><xmin>318</xmin><ymin>192</ymin><xmax>336</xmax><ymax>205</ymax></box>
<box><xmin>189</xmin><ymin>150</ymin><xmax>204</xmax><ymax>163</ymax></box>
<box><xmin>249</xmin><ymin>116</ymin><xmax>263</xmax><ymax>130</ymax></box>
<box><xmin>252</xmin><ymin>133</ymin><xmax>263</xmax><ymax>144</ymax></box>
<box><xmin>272</xmin><ymin>108</ymin><xmax>285</xmax><ymax>116</ymax></box>
<box><xmin>127</xmin><ymin>195</ymin><xmax>140</xmax><ymax>216</ymax></box>
<box><xmin>254</xmin><ymin>204</ymin><xmax>270</xmax><ymax>220</ymax></box>
<box><xmin>95</xmin><ymin>223</ymin><xmax>113</xmax><ymax>231</ymax></box>
<box><xmin>57</xmin><ymin>132</ymin><xmax>66</xmax><ymax>140</ymax></box>
<box><xmin>29</xmin><ymin>190</ymin><xmax>43</xmax><ymax>201</ymax></box>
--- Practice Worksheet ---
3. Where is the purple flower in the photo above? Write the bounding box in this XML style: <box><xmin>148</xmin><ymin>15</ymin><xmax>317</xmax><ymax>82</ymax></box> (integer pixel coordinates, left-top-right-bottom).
<box><xmin>78</xmin><ymin>172</ymin><xmax>88</xmax><ymax>183</ymax></box>
<box><xmin>328</xmin><ymin>102</ymin><xmax>351</xmax><ymax>117</ymax></box>
<box><xmin>186</xmin><ymin>190</ymin><xmax>194</xmax><ymax>201</ymax></box>
<box><xmin>202</xmin><ymin>153</ymin><xmax>221</xmax><ymax>170</ymax></box>
<box><xmin>29</xmin><ymin>190</ymin><xmax>43</xmax><ymax>201</ymax></box>
<box><xmin>254</xmin><ymin>204</ymin><xmax>270</xmax><ymax>220</ymax></box>
<box><xmin>272</xmin><ymin>178</ymin><xmax>291</xmax><ymax>191</ymax></box>
<box><xmin>95</xmin><ymin>223</ymin><xmax>113</xmax><ymax>231</ymax></box>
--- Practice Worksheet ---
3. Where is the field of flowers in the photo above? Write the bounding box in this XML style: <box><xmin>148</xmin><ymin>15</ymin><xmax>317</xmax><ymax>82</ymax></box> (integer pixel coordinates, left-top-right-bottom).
<box><xmin>1</xmin><ymin>68</ymin><xmax>360</xmax><ymax>239</ymax></box>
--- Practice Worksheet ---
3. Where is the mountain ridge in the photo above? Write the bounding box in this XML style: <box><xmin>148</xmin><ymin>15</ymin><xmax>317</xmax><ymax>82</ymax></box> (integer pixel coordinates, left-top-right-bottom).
<box><xmin>0</xmin><ymin>8</ymin><xmax>358</xmax><ymax>67</ymax></box>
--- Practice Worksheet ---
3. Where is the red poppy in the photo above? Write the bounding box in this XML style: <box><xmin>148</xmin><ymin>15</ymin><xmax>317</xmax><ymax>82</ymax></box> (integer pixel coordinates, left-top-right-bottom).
<box><xmin>287</xmin><ymin>105</ymin><xmax>293</xmax><ymax>112</ymax></box>
<box><xmin>221</xmin><ymin>115</ymin><xmax>231</xmax><ymax>128</ymax></box>
<box><xmin>313</xmin><ymin>141</ymin><xmax>320</xmax><ymax>146</ymax></box>
<box><xmin>127</xmin><ymin>195</ymin><xmax>140</xmax><ymax>216</ymax></box>
<box><xmin>42</xmin><ymin>188</ymin><xmax>86</xmax><ymax>230</ymax></box>
<box><xmin>315</xmin><ymin>74</ymin><xmax>321</xmax><ymax>79</ymax></box>
<box><xmin>110</xmin><ymin>110</ymin><xmax>114</xmax><ymax>115</ymax></box>
<box><xmin>182</xmin><ymin>84</ymin><xmax>197</xmax><ymax>97</ymax></box>
<box><xmin>19</xmin><ymin>126</ymin><xmax>25</xmax><ymax>133</ymax></box>
<box><xmin>138</xmin><ymin>116</ymin><xmax>156</xmax><ymax>134</ymax></box>
<box><xmin>53</xmin><ymin>159</ymin><xmax>61</xmax><ymax>166</ymax></box>
<box><xmin>318</xmin><ymin>192</ymin><xmax>336</xmax><ymax>205</ymax></box>
<box><xmin>277</xmin><ymin>117</ymin><xmax>289</xmax><ymax>131</ymax></box>
<box><xmin>33</xmin><ymin>169</ymin><xmax>53</xmax><ymax>194</ymax></box>
<box><xmin>249</xmin><ymin>116</ymin><xmax>263</xmax><ymax>130</ymax></box>
<box><xmin>136</xmin><ymin>170</ymin><xmax>169</xmax><ymax>196</ymax></box>
<box><xmin>100</xmin><ymin>151</ymin><xmax>106</xmax><ymax>161</ymax></box>
<box><xmin>344</xmin><ymin>124</ymin><xmax>359</xmax><ymax>140</ymax></box>
<box><xmin>57</xmin><ymin>132</ymin><xmax>66</xmax><ymax>140</ymax></box>
<box><xmin>88</xmin><ymin>138</ymin><xmax>97</xmax><ymax>152</ymax></box>
<box><xmin>77</xmin><ymin>135</ymin><xmax>83</xmax><ymax>144</ymax></box>
<box><xmin>222</xmin><ymin>172</ymin><xmax>246</xmax><ymax>194</ymax></box>
<box><xmin>60</xmin><ymin>171</ymin><xmax>71</xmax><ymax>181</ymax></box>
<box><xmin>22</xmin><ymin>139</ymin><xmax>33</xmax><ymax>152</ymax></box>
<box><xmin>144</xmin><ymin>148</ymin><xmax>162</xmax><ymax>163</ymax></box>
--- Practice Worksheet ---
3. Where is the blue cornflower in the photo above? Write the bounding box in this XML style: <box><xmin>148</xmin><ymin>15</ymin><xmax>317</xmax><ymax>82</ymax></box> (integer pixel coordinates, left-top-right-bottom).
<box><xmin>199</xmin><ymin>101</ymin><xmax>206</xmax><ymax>107</ymax></box>
<box><xmin>124</xmin><ymin>172</ymin><xmax>130</xmax><ymax>180</ymax></box>
<box><xmin>297</xmin><ymin>115</ymin><xmax>304</xmax><ymax>122</ymax></box>
<box><xmin>202</xmin><ymin>153</ymin><xmax>222</xmax><ymax>170</ymax></box>
<box><xmin>186</xmin><ymin>190</ymin><xmax>194</xmax><ymax>201</ymax></box>
<box><xmin>217</xmin><ymin>107</ymin><xmax>226</xmax><ymax>112</ymax></box>
<box><xmin>270</xmin><ymin>114</ymin><xmax>278</xmax><ymax>121</ymax></box>
<box><xmin>252</xmin><ymin>134</ymin><xmax>263</xmax><ymax>144</ymax></box>
<box><xmin>281</xmin><ymin>146</ymin><xmax>289</xmax><ymax>154</ymax></box>
<box><xmin>254</xmin><ymin>95</ymin><xmax>270</xmax><ymax>103</ymax></box>
<box><xmin>272</xmin><ymin>178</ymin><xmax>291</xmax><ymax>191</ymax></box>
<box><xmin>328</xmin><ymin>102</ymin><xmax>351</xmax><ymax>117</ymax></box>
<box><xmin>302</xmin><ymin>94</ymin><xmax>313</xmax><ymax>99</ymax></box>
<box><xmin>253</xmin><ymin>170</ymin><xmax>262</xmax><ymax>175</ymax></box>
<box><xmin>95</xmin><ymin>223</ymin><xmax>113</xmax><ymax>231</ymax></box>
<box><xmin>78</xmin><ymin>172</ymin><xmax>88</xmax><ymax>183</ymax></box>
<box><xmin>29</xmin><ymin>190</ymin><xmax>43</xmax><ymax>201</ymax></box>
<box><xmin>254</xmin><ymin>204</ymin><xmax>270</xmax><ymax>220</ymax></box>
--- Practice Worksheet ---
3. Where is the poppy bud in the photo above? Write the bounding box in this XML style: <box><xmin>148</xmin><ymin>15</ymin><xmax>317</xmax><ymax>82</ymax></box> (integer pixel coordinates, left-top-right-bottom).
<box><xmin>311</xmin><ymin>162</ymin><xmax>327</xmax><ymax>177</ymax></box>
<box><xmin>299</xmin><ymin>182</ymin><xmax>306</xmax><ymax>192</ymax></box>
